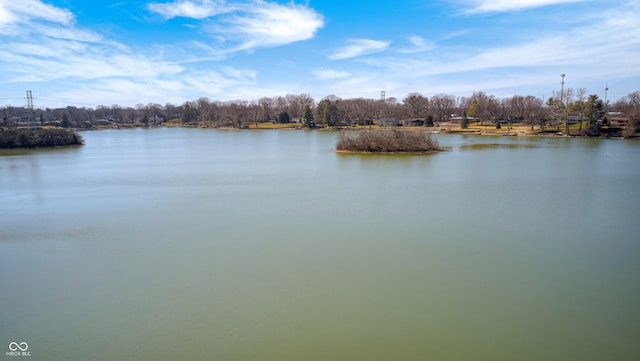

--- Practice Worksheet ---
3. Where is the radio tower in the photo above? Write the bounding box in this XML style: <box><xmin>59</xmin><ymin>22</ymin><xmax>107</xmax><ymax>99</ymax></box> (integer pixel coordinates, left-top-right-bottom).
<box><xmin>26</xmin><ymin>90</ymin><xmax>34</xmax><ymax>127</ymax></box>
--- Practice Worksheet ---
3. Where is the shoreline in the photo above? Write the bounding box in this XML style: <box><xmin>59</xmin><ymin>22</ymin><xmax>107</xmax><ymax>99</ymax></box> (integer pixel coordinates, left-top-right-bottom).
<box><xmin>16</xmin><ymin>122</ymin><xmax>635</xmax><ymax>141</ymax></box>
<box><xmin>242</xmin><ymin>122</ymin><xmax>632</xmax><ymax>139</ymax></box>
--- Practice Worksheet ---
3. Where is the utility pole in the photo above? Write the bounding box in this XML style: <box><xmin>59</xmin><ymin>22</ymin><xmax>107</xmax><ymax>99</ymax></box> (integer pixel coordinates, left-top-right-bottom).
<box><xmin>380</xmin><ymin>91</ymin><xmax>386</xmax><ymax>127</ymax></box>
<box><xmin>604</xmin><ymin>83</ymin><xmax>609</xmax><ymax>118</ymax></box>
<box><xmin>558</xmin><ymin>73</ymin><xmax>569</xmax><ymax>134</ymax></box>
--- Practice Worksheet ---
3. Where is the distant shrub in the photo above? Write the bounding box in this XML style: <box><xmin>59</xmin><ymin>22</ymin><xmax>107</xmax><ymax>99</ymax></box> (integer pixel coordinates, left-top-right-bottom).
<box><xmin>425</xmin><ymin>115</ymin><xmax>434</xmax><ymax>127</ymax></box>
<box><xmin>0</xmin><ymin>128</ymin><xmax>83</xmax><ymax>149</ymax></box>
<box><xmin>336</xmin><ymin>129</ymin><xmax>440</xmax><ymax>153</ymax></box>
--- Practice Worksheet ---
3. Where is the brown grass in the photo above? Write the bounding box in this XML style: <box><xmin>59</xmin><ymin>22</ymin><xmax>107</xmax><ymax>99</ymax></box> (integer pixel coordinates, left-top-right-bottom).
<box><xmin>336</xmin><ymin>129</ymin><xmax>440</xmax><ymax>153</ymax></box>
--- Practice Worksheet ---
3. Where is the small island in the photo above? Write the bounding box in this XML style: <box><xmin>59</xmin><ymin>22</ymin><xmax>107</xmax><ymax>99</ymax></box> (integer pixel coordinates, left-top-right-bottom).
<box><xmin>0</xmin><ymin>128</ymin><xmax>84</xmax><ymax>149</ymax></box>
<box><xmin>335</xmin><ymin>129</ymin><xmax>441</xmax><ymax>154</ymax></box>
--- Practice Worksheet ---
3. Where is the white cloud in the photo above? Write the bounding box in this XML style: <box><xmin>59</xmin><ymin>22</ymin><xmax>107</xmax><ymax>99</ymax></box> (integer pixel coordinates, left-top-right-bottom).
<box><xmin>0</xmin><ymin>0</ymin><xmax>276</xmax><ymax>106</ymax></box>
<box><xmin>460</xmin><ymin>0</ymin><xmax>588</xmax><ymax>14</ymax></box>
<box><xmin>455</xmin><ymin>5</ymin><xmax>640</xmax><ymax>74</ymax></box>
<box><xmin>0</xmin><ymin>0</ymin><xmax>74</xmax><ymax>27</ymax></box>
<box><xmin>313</xmin><ymin>69</ymin><xmax>351</xmax><ymax>80</ymax></box>
<box><xmin>0</xmin><ymin>3</ymin><xmax>16</xmax><ymax>25</ymax></box>
<box><xmin>332</xmin><ymin>2</ymin><xmax>640</xmax><ymax>99</ymax></box>
<box><xmin>398</xmin><ymin>35</ymin><xmax>435</xmax><ymax>53</ymax></box>
<box><xmin>329</xmin><ymin>39</ymin><xmax>391</xmax><ymax>60</ymax></box>
<box><xmin>0</xmin><ymin>1</ymin><xmax>183</xmax><ymax>83</ymax></box>
<box><xmin>0</xmin><ymin>7</ymin><xmax>181</xmax><ymax>83</ymax></box>
<box><xmin>3</xmin><ymin>0</ymin><xmax>637</xmax><ymax>107</ymax></box>
<box><xmin>4</xmin><ymin>46</ymin><xmax>184</xmax><ymax>82</ymax></box>
<box><xmin>147</xmin><ymin>0</ymin><xmax>227</xmax><ymax>19</ymax></box>
<box><xmin>148</xmin><ymin>0</ymin><xmax>324</xmax><ymax>52</ymax></box>
<box><xmin>0</xmin><ymin>0</ymin><xmax>76</xmax><ymax>38</ymax></box>
<box><xmin>220</xmin><ymin>66</ymin><xmax>257</xmax><ymax>81</ymax></box>
<box><xmin>220</xmin><ymin>1</ymin><xmax>324</xmax><ymax>50</ymax></box>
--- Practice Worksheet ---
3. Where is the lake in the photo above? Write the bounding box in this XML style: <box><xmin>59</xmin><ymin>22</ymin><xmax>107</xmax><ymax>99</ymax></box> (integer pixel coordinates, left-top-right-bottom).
<box><xmin>1</xmin><ymin>128</ymin><xmax>639</xmax><ymax>360</ymax></box>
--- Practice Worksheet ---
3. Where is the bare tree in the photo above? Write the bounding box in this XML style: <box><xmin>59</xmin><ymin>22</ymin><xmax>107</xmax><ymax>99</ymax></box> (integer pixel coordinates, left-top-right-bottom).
<box><xmin>225</xmin><ymin>100</ymin><xmax>249</xmax><ymax>128</ymax></box>
<box><xmin>522</xmin><ymin>95</ymin><xmax>543</xmax><ymax>131</ymax></box>
<box><xmin>573</xmin><ymin>88</ymin><xmax>587</xmax><ymax>133</ymax></box>
<box><xmin>467</xmin><ymin>91</ymin><xmax>499</xmax><ymax>125</ymax></box>
<box><xmin>258</xmin><ymin>97</ymin><xmax>274</xmax><ymax>122</ymax></box>
<box><xmin>196</xmin><ymin>98</ymin><xmax>211</xmax><ymax>126</ymax></box>
<box><xmin>431</xmin><ymin>94</ymin><xmax>457</xmax><ymax>123</ymax></box>
<box><xmin>402</xmin><ymin>93</ymin><xmax>429</xmax><ymax>119</ymax></box>
<box><xmin>274</xmin><ymin>96</ymin><xmax>287</xmax><ymax>118</ymax></box>
<box><xmin>248</xmin><ymin>100</ymin><xmax>261</xmax><ymax>128</ymax></box>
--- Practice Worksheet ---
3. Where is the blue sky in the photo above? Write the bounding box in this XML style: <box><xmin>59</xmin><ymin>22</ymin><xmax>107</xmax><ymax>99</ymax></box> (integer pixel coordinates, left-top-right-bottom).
<box><xmin>1</xmin><ymin>0</ymin><xmax>639</xmax><ymax>108</ymax></box>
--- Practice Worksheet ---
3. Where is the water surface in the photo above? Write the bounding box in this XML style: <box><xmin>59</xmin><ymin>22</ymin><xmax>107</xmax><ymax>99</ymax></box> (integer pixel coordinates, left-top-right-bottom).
<box><xmin>1</xmin><ymin>128</ymin><xmax>639</xmax><ymax>360</ymax></box>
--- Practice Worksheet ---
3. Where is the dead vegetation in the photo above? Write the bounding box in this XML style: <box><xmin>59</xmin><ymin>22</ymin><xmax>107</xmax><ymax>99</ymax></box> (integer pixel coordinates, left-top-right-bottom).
<box><xmin>336</xmin><ymin>129</ymin><xmax>440</xmax><ymax>153</ymax></box>
<box><xmin>0</xmin><ymin>128</ymin><xmax>83</xmax><ymax>149</ymax></box>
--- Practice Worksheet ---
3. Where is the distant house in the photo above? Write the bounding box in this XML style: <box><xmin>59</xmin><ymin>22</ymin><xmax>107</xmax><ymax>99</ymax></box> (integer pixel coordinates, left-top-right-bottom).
<box><xmin>449</xmin><ymin>116</ymin><xmax>478</xmax><ymax>123</ymax></box>
<box><xmin>568</xmin><ymin>116</ymin><xmax>582</xmax><ymax>124</ymax></box>
<box><xmin>94</xmin><ymin>119</ymin><xmax>112</xmax><ymax>126</ymax></box>
<box><xmin>403</xmin><ymin>118</ymin><xmax>424</xmax><ymax>126</ymax></box>
<box><xmin>378</xmin><ymin>117</ymin><xmax>398</xmax><ymax>126</ymax></box>
<box><xmin>608</xmin><ymin>115</ymin><xmax>628</xmax><ymax>127</ymax></box>
<box><xmin>150</xmin><ymin>115</ymin><xmax>166</xmax><ymax>124</ymax></box>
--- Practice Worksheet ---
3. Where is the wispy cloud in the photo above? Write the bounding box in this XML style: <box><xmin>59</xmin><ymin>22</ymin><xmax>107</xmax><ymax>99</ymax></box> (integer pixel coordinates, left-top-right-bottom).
<box><xmin>0</xmin><ymin>0</ymin><xmax>74</xmax><ymax>28</ymax></box>
<box><xmin>219</xmin><ymin>1</ymin><xmax>324</xmax><ymax>50</ymax></box>
<box><xmin>0</xmin><ymin>0</ymin><xmax>263</xmax><ymax>106</ymax></box>
<box><xmin>338</xmin><ymin>1</ymin><xmax>640</xmax><ymax>98</ymax></box>
<box><xmin>313</xmin><ymin>68</ymin><xmax>351</xmax><ymax>80</ymax></box>
<box><xmin>398</xmin><ymin>35</ymin><xmax>435</xmax><ymax>53</ymax></box>
<box><xmin>147</xmin><ymin>0</ymin><xmax>227</xmax><ymax>19</ymax></box>
<box><xmin>329</xmin><ymin>39</ymin><xmax>391</xmax><ymax>60</ymax></box>
<box><xmin>459</xmin><ymin>0</ymin><xmax>588</xmax><ymax>14</ymax></box>
<box><xmin>148</xmin><ymin>0</ymin><xmax>324</xmax><ymax>52</ymax></box>
<box><xmin>0</xmin><ymin>0</ymin><xmax>180</xmax><ymax>83</ymax></box>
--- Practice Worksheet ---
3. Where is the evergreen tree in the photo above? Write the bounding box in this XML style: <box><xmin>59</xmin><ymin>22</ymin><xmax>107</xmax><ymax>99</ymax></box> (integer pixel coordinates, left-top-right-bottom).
<box><xmin>302</xmin><ymin>105</ymin><xmax>314</xmax><ymax>128</ymax></box>
<box><xmin>461</xmin><ymin>110</ymin><xmax>469</xmax><ymax>129</ymax></box>
<box><xmin>61</xmin><ymin>112</ymin><xmax>72</xmax><ymax>128</ymax></box>
<box><xmin>425</xmin><ymin>115</ymin><xmax>434</xmax><ymax>127</ymax></box>
<box><xmin>585</xmin><ymin>95</ymin><xmax>603</xmax><ymax>125</ymax></box>
<box><xmin>584</xmin><ymin>95</ymin><xmax>604</xmax><ymax>135</ymax></box>
<box><xmin>278</xmin><ymin>112</ymin><xmax>291</xmax><ymax>124</ymax></box>
<box><xmin>182</xmin><ymin>103</ymin><xmax>196</xmax><ymax>123</ymax></box>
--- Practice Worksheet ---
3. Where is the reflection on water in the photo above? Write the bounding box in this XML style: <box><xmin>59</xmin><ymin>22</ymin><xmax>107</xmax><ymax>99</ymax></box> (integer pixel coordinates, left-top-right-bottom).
<box><xmin>451</xmin><ymin>142</ymin><xmax>543</xmax><ymax>151</ymax></box>
<box><xmin>1</xmin><ymin>129</ymin><xmax>639</xmax><ymax>361</ymax></box>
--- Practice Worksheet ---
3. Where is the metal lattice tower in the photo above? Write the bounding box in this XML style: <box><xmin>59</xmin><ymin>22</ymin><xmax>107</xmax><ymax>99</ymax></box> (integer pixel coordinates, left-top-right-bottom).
<box><xmin>379</xmin><ymin>91</ymin><xmax>386</xmax><ymax>127</ymax></box>
<box><xmin>26</xmin><ymin>90</ymin><xmax>34</xmax><ymax>127</ymax></box>
<box><xmin>26</xmin><ymin>90</ymin><xmax>33</xmax><ymax>111</ymax></box>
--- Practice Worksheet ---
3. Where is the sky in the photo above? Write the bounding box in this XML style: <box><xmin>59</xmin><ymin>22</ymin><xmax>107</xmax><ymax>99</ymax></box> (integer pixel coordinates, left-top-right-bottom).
<box><xmin>1</xmin><ymin>0</ymin><xmax>639</xmax><ymax>108</ymax></box>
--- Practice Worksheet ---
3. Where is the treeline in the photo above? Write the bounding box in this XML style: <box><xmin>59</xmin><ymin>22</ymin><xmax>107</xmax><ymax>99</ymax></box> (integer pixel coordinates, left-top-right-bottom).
<box><xmin>0</xmin><ymin>128</ymin><xmax>83</xmax><ymax>149</ymax></box>
<box><xmin>2</xmin><ymin>90</ymin><xmax>639</xmax><ymax>136</ymax></box>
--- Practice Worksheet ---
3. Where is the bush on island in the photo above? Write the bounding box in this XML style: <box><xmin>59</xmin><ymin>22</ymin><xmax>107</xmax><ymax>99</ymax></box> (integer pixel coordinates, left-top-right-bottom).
<box><xmin>0</xmin><ymin>128</ymin><xmax>83</xmax><ymax>149</ymax></box>
<box><xmin>336</xmin><ymin>129</ymin><xmax>440</xmax><ymax>153</ymax></box>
